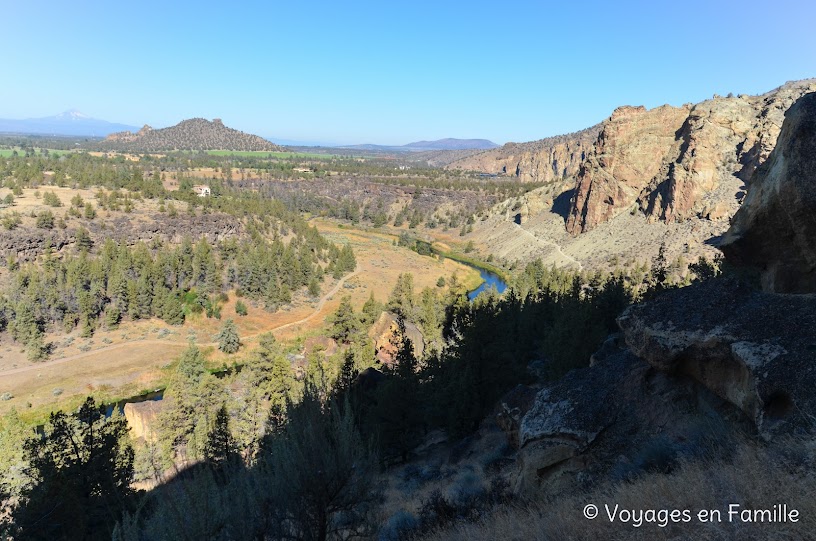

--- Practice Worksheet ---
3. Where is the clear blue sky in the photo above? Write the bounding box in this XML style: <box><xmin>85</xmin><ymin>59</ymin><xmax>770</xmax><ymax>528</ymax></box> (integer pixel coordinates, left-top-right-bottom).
<box><xmin>1</xmin><ymin>0</ymin><xmax>815</xmax><ymax>145</ymax></box>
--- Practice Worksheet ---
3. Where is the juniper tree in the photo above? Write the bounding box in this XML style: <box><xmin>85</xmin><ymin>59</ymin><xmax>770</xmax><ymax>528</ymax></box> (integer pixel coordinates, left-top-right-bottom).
<box><xmin>216</xmin><ymin>318</ymin><xmax>241</xmax><ymax>353</ymax></box>
<box><xmin>10</xmin><ymin>398</ymin><xmax>135</xmax><ymax>541</ymax></box>
<box><xmin>328</xmin><ymin>296</ymin><xmax>360</xmax><ymax>344</ymax></box>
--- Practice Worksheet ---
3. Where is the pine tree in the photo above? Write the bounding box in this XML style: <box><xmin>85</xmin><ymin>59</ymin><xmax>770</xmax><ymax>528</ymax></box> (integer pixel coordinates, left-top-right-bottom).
<box><xmin>204</xmin><ymin>404</ymin><xmax>239</xmax><ymax>468</ymax></box>
<box><xmin>162</xmin><ymin>294</ymin><xmax>185</xmax><ymax>325</ymax></box>
<box><xmin>215</xmin><ymin>319</ymin><xmax>240</xmax><ymax>353</ymax></box>
<box><xmin>360</xmin><ymin>292</ymin><xmax>382</xmax><ymax>326</ymax></box>
<box><xmin>373</xmin><ymin>317</ymin><xmax>421</xmax><ymax>461</ymax></box>
<box><xmin>10</xmin><ymin>398</ymin><xmax>134</xmax><ymax>540</ymax></box>
<box><xmin>328</xmin><ymin>296</ymin><xmax>360</xmax><ymax>344</ymax></box>
<box><xmin>386</xmin><ymin>273</ymin><xmax>415</xmax><ymax>319</ymax></box>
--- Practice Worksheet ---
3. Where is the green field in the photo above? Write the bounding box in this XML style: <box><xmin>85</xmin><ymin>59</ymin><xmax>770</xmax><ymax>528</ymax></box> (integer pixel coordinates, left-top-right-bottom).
<box><xmin>205</xmin><ymin>150</ymin><xmax>338</xmax><ymax>159</ymax></box>
<box><xmin>0</xmin><ymin>147</ymin><xmax>70</xmax><ymax>157</ymax></box>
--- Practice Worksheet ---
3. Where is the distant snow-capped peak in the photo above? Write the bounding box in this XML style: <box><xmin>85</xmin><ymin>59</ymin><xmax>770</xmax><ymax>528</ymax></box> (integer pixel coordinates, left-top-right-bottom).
<box><xmin>55</xmin><ymin>109</ymin><xmax>91</xmax><ymax>120</ymax></box>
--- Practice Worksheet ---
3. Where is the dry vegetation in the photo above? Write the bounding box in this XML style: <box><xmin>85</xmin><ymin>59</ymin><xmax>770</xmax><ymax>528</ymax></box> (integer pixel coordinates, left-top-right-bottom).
<box><xmin>0</xmin><ymin>202</ymin><xmax>480</xmax><ymax>422</ymax></box>
<box><xmin>422</xmin><ymin>440</ymin><xmax>816</xmax><ymax>541</ymax></box>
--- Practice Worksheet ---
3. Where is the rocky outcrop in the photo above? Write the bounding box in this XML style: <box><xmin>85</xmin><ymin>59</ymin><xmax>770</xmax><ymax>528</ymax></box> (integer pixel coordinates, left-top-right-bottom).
<box><xmin>515</xmin><ymin>277</ymin><xmax>816</xmax><ymax>494</ymax></box>
<box><xmin>124</xmin><ymin>400</ymin><xmax>165</xmax><ymax>441</ymax></box>
<box><xmin>566</xmin><ymin>105</ymin><xmax>691</xmax><ymax>234</ymax></box>
<box><xmin>618</xmin><ymin>279</ymin><xmax>816</xmax><ymax>438</ymax></box>
<box><xmin>567</xmin><ymin>81</ymin><xmax>816</xmax><ymax>234</ymax></box>
<box><xmin>515</xmin><ymin>349</ymin><xmax>747</xmax><ymax>495</ymax></box>
<box><xmin>98</xmin><ymin>118</ymin><xmax>281</xmax><ymax>152</ymax></box>
<box><xmin>368</xmin><ymin>311</ymin><xmax>425</xmax><ymax>366</ymax></box>
<box><xmin>445</xmin><ymin>126</ymin><xmax>600</xmax><ymax>183</ymax></box>
<box><xmin>720</xmin><ymin>92</ymin><xmax>816</xmax><ymax>292</ymax></box>
<box><xmin>0</xmin><ymin>229</ymin><xmax>73</xmax><ymax>263</ymax></box>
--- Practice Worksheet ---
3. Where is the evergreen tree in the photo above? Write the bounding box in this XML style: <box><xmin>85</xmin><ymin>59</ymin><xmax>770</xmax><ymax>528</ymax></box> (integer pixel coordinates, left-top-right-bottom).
<box><xmin>327</xmin><ymin>296</ymin><xmax>360</xmax><ymax>344</ymax></box>
<box><xmin>360</xmin><ymin>292</ymin><xmax>382</xmax><ymax>326</ymax></box>
<box><xmin>205</xmin><ymin>404</ymin><xmax>239</xmax><ymax>468</ymax></box>
<box><xmin>386</xmin><ymin>273</ymin><xmax>415</xmax><ymax>319</ymax></box>
<box><xmin>162</xmin><ymin>294</ymin><xmax>185</xmax><ymax>325</ymax></box>
<box><xmin>10</xmin><ymin>398</ymin><xmax>134</xmax><ymax>540</ymax></box>
<box><xmin>373</xmin><ymin>317</ymin><xmax>421</xmax><ymax>461</ymax></box>
<box><xmin>215</xmin><ymin>318</ymin><xmax>241</xmax><ymax>353</ymax></box>
<box><xmin>260</xmin><ymin>381</ymin><xmax>379</xmax><ymax>541</ymax></box>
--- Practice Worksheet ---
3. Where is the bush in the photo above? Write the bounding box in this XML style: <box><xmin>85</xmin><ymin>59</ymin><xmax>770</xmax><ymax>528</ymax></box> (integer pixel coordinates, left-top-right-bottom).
<box><xmin>235</xmin><ymin>300</ymin><xmax>248</xmax><ymax>316</ymax></box>
<box><xmin>43</xmin><ymin>191</ymin><xmax>62</xmax><ymax>207</ymax></box>
<box><xmin>36</xmin><ymin>210</ymin><xmax>55</xmax><ymax>229</ymax></box>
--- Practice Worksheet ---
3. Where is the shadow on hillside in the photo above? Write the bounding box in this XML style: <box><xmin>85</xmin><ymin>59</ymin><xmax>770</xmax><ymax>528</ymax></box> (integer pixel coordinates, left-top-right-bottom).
<box><xmin>551</xmin><ymin>189</ymin><xmax>574</xmax><ymax>223</ymax></box>
<box><xmin>704</xmin><ymin>234</ymin><xmax>724</xmax><ymax>247</ymax></box>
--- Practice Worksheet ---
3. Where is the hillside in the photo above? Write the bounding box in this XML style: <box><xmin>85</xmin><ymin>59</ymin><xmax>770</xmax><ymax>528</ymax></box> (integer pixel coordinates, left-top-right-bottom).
<box><xmin>0</xmin><ymin>110</ymin><xmax>137</xmax><ymax>137</ymax></box>
<box><xmin>96</xmin><ymin>117</ymin><xmax>282</xmax><ymax>152</ymax></box>
<box><xmin>448</xmin><ymin>80</ymin><xmax>816</xmax><ymax>273</ymax></box>
<box><xmin>445</xmin><ymin>125</ymin><xmax>601</xmax><ymax>182</ymax></box>
<box><xmin>449</xmin><ymin>79</ymin><xmax>816</xmax><ymax>238</ymax></box>
<box><xmin>343</xmin><ymin>138</ymin><xmax>498</xmax><ymax>152</ymax></box>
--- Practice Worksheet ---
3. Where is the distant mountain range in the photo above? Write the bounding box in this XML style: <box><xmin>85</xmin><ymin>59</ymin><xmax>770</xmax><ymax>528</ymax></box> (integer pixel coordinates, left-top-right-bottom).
<box><xmin>0</xmin><ymin>110</ymin><xmax>138</xmax><ymax>137</ymax></box>
<box><xmin>343</xmin><ymin>138</ymin><xmax>499</xmax><ymax>152</ymax></box>
<box><xmin>96</xmin><ymin>118</ymin><xmax>282</xmax><ymax>152</ymax></box>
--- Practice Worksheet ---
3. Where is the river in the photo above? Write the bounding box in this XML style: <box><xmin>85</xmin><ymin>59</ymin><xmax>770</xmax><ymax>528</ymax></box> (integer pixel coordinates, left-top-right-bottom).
<box><xmin>467</xmin><ymin>266</ymin><xmax>508</xmax><ymax>301</ymax></box>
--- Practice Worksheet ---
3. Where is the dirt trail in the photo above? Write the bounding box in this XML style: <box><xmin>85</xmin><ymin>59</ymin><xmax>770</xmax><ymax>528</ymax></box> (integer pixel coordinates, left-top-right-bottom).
<box><xmin>0</xmin><ymin>270</ymin><xmax>359</xmax><ymax>378</ymax></box>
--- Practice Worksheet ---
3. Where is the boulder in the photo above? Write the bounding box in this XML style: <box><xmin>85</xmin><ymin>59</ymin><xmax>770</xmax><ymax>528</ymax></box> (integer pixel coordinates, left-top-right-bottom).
<box><xmin>618</xmin><ymin>278</ymin><xmax>816</xmax><ymax>438</ymax></box>
<box><xmin>515</xmin><ymin>350</ymin><xmax>744</xmax><ymax>495</ymax></box>
<box><xmin>367</xmin><ymin>311</ymin><xmax>425</xmax><ymax>366</ymax></box>
<box><xmin>124</xmin><ymin>400</ymin><xmax>165</xmax><ymax>442</ymax></box>
<box><xmin>720</xmin><ymin>92</ymin><xmax>816</xmax><ymax>292</ymax></box>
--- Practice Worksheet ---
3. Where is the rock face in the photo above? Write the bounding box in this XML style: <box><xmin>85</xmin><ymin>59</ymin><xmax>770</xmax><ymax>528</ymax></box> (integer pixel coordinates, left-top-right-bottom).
<box><xmin>567</xmin><ymin>80</ymin><xmax>816</xmax><ymax>234</ymax></box>
<box><xmin>515</xmin><ymin>278</ymin><xmax>816</xmax><ymax>494</ymax></box>
<box><xmin>124</xmin><ymin>400</ymin><xmax>164</xmax><ymax>441</ymax></box>
<box><xmin>619</xmin><ymin>279</ymin><xmax>816</xmax><ymax>438</ymax></box>
<box><xmin>447</xmin><ymin>79</ymin><xmax>816</xmax><ymax>236</ymax></box>
<box><xmin>720</xmin><ymin>92</ymin><xmax>816</xmax><ymax>292</ymax></box>
<box><xmin>99</xmin><ymin>118</ymin><xmax>282</xmax><ymax>152</ymax></box>
<box><xmin>445</xmin><ymin>125</ymin><xmax>600</xmax><ymax>183</ymax></box>
<box><xmin>566</xmin><ymin>105</ymin><xmax>690</xmax><ymax>234</ymax></box>
<box><xmin>368</xmin><ymin>311</ymin><xmax>425</xmax><ymax>366</ymax></box>
<box><xmin>514</xmin><ymin>350</ymin><xmax>747</xmax><ymax>495</ymax></box>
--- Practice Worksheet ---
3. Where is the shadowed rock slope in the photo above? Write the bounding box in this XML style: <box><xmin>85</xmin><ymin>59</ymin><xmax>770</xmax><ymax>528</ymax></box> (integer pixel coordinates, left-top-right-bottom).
<box><xmin>507</xmin><ymin>91</ymin><xmax>816</xmax><ymax>496</ymax></box>
<box><xmin>721</xmin><ymin>92</ymin><xmax>816</xmax><ymax>293</ymax></box>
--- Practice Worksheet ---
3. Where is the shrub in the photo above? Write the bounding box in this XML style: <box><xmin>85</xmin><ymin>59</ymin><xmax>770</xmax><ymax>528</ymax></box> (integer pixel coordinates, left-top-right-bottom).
<box><xmin>36</xmin><ymin>210</ymin><xmax>55</xmax><ymax>229</ymax></box>
<box><xmin>43</xmin><ymin>191</ymin><xmax>62</xmax><ymax>207</ymax></box>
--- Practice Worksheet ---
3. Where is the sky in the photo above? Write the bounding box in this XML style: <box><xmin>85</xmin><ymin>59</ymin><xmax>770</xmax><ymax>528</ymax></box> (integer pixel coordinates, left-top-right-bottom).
<box><xmin>1</xmin><ymin>0</ymin><xmax>815</xmax><ymax>146</ymax></box>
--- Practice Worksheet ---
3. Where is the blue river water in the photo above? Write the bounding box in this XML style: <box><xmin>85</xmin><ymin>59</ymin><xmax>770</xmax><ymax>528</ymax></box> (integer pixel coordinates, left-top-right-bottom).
<box><xmin>467</xmin><ymin>267</ymin><xmax>508</xmax><ymax>301</ymax></box>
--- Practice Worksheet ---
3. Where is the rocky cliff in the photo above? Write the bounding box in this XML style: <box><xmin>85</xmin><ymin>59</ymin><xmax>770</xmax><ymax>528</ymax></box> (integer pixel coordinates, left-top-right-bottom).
<box><xmin>565</xmin><ymin>104</ymin><xmax>691</xmax><ymax>234</ymax></box>
<box><xmin>510</xmin><ymin>91</ymin><xmax>816</xmax><ymax>495</ymax></box>
<box><xmin>568</xmin><ymin>80</ymin><xmax>816</xmax><ymax>234</ymax></box>
<box><xmin>97</xmin><ymin>118</ymin><xmax>282</xmax><ymax>152</ymax></box>
<box><xmin>720</xmin><ymin>92</ymin><xmax>816</xmax><ymax>293</ymax></box>
<box><xmin>448</xmin><ymin>80</ymin><xmax>816</xmax><ymax>237</ymax></box>
<box><xmin>445</xmin><ymin>125</ymin><xmax>600</xmax><ymax>183</ymax></box>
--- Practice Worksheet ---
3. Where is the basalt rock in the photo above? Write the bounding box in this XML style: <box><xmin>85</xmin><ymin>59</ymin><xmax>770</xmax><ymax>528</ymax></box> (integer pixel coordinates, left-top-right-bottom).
<box><xmin>720</xmin><ymin>92</ymin><xmax>816</xmax><ymax>293</ymax></box>
<box><xmin>566</xmin><ymin>104</ymin><xmax>691</xmax><ymax>234</ymax></box>
<box><xmin>618</xmin><ymin>278</ymin><xmax>816</xmax><ymax>438</ymax></box>
<box><xmin>515</xmin><ymin>350</ymin><xmax>745</xmax><ymax>495</ymax></box>
<box><xmin>368</xmin><ymin>311</ymin><xmax>425</xmax><ymax>366</ymax></box>
<box><xmin>124</xmin><ymin>400</ymin><xmax>165</xmax><ymax>442</ymax></box>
